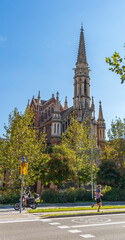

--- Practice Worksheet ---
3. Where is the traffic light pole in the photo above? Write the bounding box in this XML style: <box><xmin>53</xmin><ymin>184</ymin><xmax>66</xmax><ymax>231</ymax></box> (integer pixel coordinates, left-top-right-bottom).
<box><xmin>20</xmin><ymin>167</ymin><xmax>24</xmax><ymax>213</ymax></box>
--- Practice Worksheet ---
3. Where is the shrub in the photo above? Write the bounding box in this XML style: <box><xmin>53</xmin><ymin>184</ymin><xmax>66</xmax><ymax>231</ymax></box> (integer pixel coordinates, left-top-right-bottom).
<box><xmin>41</xmin><ymin>188</ymin><xmax>91</xmax><ymax>203</ymax></box>
<box><xmin>41</xmin><ymin>189</ymin><xmax>59</xmax><ymax>203</ymax></box>
<box><xmin>76</xmin><ymin>188</ymin><xmax>91</xmax><ymax>201</ymax></box>
<box><xmin>0</xmin><ymin>190</ymin><xmax>20</xmax><ymax>204</ymax></box>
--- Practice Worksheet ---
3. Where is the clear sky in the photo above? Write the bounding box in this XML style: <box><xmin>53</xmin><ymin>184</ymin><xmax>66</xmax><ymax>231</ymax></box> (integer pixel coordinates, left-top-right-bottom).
<box><xmin>0</xmin><ymin>0</ymin><xmax>125</xmax><ymax>138</ymax></box>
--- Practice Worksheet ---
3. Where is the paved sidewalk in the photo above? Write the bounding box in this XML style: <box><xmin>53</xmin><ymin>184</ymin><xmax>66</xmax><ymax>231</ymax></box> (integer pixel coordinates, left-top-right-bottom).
<box><xmin>1</xmin><ymin>201</ymin><xmax>125</xmax><ymax>209</ymax></box>
<box><xmin>1</xmin><ymin>202</ymin><xmax>125</xmax><ymax>219</ymax></box>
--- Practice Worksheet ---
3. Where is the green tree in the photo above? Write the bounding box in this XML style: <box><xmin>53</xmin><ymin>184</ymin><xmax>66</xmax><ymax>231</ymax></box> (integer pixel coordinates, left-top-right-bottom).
<box><xmin>105</xmin><ymin>46</ymin><xmax>125</xmax><ymax>84</ymax></box>
<box><xmin>97</xmin><ymin>159</ymin><xmax>120</xmax><ymax>188</ymax></box>
<box><xmin>61</xmin><ymin>117</ymin><xmax>98</xmax><ymax>187</ymax></box>
<box><xmin>0</xmin><ymin>107</ymin><xmax>47</xmax><ymax>189</ymax></box>
<box><xmin>99</xmin><ymin>117</ymin><xmax>125</xmax><ymax>188</ymax></box>
<box><xmin>107</xmin><ymin>117</ymin><xmax>125</xmax><ymax>140</ymax></box>
<box><xmin>106</xmin><ymin>118</ymin><xmax>125</xmax><ymax>169</ymax></box>
<box><xmin>46</xmin><ymin>145</ymin><xmax>75</xmax><ymax>187</ymax></box>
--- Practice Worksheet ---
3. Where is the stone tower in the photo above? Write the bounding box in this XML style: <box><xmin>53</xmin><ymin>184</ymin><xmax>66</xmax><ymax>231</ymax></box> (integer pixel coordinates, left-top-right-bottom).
<box><xmin>51</xmin><ymin>92</ymin><xmax>62</xmax><ymax>144</ymax></box>
<box><xmin>73</xmin><ymin>25</ymin><xmax>91</xmax><ymax>122</ymax></box>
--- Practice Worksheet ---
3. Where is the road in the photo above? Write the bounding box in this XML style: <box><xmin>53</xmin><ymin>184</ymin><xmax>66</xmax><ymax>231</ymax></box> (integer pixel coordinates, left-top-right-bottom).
<box><xmin>0</xmin><ymin>213</ymin><xmax>125</xmax><ymax>239</ymax></box>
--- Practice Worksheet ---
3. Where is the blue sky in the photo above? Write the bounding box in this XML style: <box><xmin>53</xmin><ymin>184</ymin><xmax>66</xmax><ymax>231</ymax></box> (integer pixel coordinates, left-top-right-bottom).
<box><xmin>0</xmin><ymin>0</ymin><xmax>125</xmax><ymax>138</ymax></box>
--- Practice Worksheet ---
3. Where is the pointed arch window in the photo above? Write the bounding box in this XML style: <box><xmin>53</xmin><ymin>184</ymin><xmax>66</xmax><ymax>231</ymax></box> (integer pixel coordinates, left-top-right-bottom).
<box><xmin>100</xmin><ymin>130</ymin><xmax>101</xmax><ymax>138</ymax></box>
<box><xmin>85</xmin><ymin>99</ymin><xmax>88</xmax><ymax>108</ymax></box>
<box><xmin>84</xmin><ymin>79</ymin><xmax>87</xmax><ymax>96</ymax></box>
<box><xmin>57</xmin><ymin>124</ymin><xmax>59</xmax><ymax>134</ymax></box>
<box><xmin>79</xmin><ymin>85</ymin><xmax>81</xmax><ymax>95</ymax></box>
<box><xmin>45</xmin><ymin>110</ymin><xmax>47</xmax><ymax>119</ymax></box>
<box><xmin>51</xmin><ymin>106</ymin><xmax>54</xmax><ymax>113</ymax></box>
<box><xmin>54</xmin><ymin>124</ymin><xmax>56</xmax><ymax>133</ymax></box>
<box><xmin>41</xmin><ymin>114</ymin><xmax>44</xmax><ymax>122</ymax></box>
<box><xmin>48</xmin><ymin>109</ymin><xmax>51</xmax><ymax>116</ymax></box>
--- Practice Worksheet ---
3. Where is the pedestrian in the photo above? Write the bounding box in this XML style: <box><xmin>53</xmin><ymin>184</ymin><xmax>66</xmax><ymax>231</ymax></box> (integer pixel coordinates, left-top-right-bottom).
<box><xmin>91</xmin><ymin>184</ymin><xmax>103</xmax><ymax>212</ymax></box>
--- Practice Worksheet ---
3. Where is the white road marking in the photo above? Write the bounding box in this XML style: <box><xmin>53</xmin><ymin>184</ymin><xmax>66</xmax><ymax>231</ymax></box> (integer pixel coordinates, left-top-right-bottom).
<box><xmin>49</xmin><ymin>222</ymin><xmax>60</xmax><ymax>225</ymax></box>
<box><xmin>72</xmin><ymin>221</ymin><xmax>125</xmax><ymax>228</ymax></box>
<box><xmin>68</xmin><ymin>229</ymin><xmax>82</xmax><ymax>233</ymax></box>
<box><xmin>41</xmin><ymin>219</ymin><xmax>51</xmax><ymax>222</ymax></box>
<box><xmin>0</xmin><ymin>219</ymin><xmax>40</xmax><ymax>224</ymax></box>
<box><xmin>72</xmin><ymin>217</ymin><xmax>111</xmax><ymax>224</ymax></box>
<box><xmin>58</xmin><ymin>225</ymin><xmax>70</xmax><ymax>229</ymax></box>
<box><xmin>80</xmin><ymin>234</ymin><xmax>95</xmax><ymax>238</ymax></box>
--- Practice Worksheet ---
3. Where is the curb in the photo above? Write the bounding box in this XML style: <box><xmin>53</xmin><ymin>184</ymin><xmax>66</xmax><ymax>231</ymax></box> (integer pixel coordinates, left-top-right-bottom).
<box><xmin>40</xmin><ymin>210</ymin><xmax>125</xmax><ymax>218</ymax></box>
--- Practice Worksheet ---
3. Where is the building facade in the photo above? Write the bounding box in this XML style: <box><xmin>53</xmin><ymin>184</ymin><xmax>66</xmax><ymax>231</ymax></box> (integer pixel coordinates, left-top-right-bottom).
<box><xmin>29</xmin><ymin>26</ymin><xmax>106</xmax><ymax>148</ymax></box>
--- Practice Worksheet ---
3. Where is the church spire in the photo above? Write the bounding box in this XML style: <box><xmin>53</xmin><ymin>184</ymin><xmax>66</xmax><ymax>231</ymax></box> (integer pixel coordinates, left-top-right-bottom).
<box><xmin>64</xmin><ymin>96</ymin><xmax>68</xmax><ymax>110</ymax></box>
<box><xmin>37</xmin><ymin>90</ymin><xmax>41</xmax><ymax>104</ymax></box>
<box><xmin>54</xmin><ymin>91</ymin><xmax>60</xmax><ymax>112</ymax></box>
<box><xmin>76</xmin><ymin>25</ymin><xmax>87</xmax><ymax>65</ymax></box>
<box><xmin>98</xmin><ymin>101</ymin><xmax>104</xmax><ymax>120</ymax></box>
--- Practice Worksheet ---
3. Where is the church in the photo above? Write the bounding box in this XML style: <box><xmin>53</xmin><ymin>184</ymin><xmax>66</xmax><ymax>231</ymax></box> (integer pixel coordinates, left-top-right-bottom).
<box><xmin>29</xmin><ymin>25</ymin><xmax>106</xmax><ymax>148</ymax></box>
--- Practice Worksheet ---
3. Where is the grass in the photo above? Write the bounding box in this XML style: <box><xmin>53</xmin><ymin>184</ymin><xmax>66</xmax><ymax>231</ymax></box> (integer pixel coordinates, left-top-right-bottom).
<box><xmin>28</xmin><ymin>205</ymin><xmax>125</xmax><ymax>213</ymax></box>
<box><xmin>40</xmin><ymin>209</ymin><xmax>125</xmax><ymax>218</ymax></box>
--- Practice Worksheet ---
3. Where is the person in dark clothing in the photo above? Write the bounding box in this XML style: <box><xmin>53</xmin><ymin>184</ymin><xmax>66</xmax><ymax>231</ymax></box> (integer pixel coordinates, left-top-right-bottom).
<box><xmin>25</xmin><ymin>187</ymin><xmax>31</xmax><ymax>206</ymax></box>
<box><xmin>91</xmin><ymin>184</ymin><xmax>103</xmax><ymax>212</ymax></box>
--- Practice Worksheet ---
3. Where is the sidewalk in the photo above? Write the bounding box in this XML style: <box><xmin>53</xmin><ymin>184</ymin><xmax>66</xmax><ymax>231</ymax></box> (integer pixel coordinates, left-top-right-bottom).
<box><xmin>1</xmin><ymin>201</ymin><xmax>125</xmax><ymax>209</ymax></box>
<box><xmin>1</xmin><ymin>202</ymin><xmax>125</xmax><ymax>218</ymax></box>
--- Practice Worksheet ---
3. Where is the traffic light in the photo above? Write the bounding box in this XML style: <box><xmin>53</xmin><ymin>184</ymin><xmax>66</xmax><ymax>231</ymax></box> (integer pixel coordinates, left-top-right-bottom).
<box><xmin>19</xmin><ymin>163</ymin><xmax>28</xmax><ymax>175</ymax></box>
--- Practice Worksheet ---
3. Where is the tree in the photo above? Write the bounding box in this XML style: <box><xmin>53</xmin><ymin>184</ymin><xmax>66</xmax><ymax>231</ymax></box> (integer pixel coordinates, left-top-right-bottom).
<box><xmin>106</xmin><ymin>117</ymin><xmax>125</xmax><ymax>169</ymax></box>
<box><xmin>46</xmin><ymin>145</ymin><xmax>75</xmax><ymax>187</ymax></box>
<box><xmin>97</xmin><ymin>159</ymin><xmax>120</xmax><ymax>188</ymax></box>
<box><xmin>105</xmin><ymin>46</ymin><xmax>125</xmax><ymax>84</ymax></box>
<box><xmin>0</xmin><ymin>107</ymin><xmax>47</xmax><ymax>189</ymax></box>
<box><xmin>99</xmin><ymin>117</ymin><xmax>125</xmax><ymax>188</ymax></box>
<box><xmin>60</xmin><ymin>117</ymin><xmax>98</xmax><ymax>187</ymax></box>
<box><xmin>107</xmin><ymin>117</ymin><xmax>125</xmax><ymax>140</ymax></box>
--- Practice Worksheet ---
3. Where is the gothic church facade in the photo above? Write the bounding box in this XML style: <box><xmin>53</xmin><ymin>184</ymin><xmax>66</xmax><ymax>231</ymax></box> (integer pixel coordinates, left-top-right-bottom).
<box><xmin>29</xmin><ymin>26</ymin><xmax>106</xmax><ymax>148</ymax></box>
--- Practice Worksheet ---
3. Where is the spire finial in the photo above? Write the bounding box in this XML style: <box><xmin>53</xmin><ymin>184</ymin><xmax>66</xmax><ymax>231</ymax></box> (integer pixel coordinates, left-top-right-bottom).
<box><xmin>64</xmin><ymin>96</ymin><xmax>68</xmax><ymax>110</ymax></box>
<box><xmin>56</xmin><ymin>91</ymin><xmax>59</xmax><ymax>101</ymax></box>
<box><xmin>37</xmin><ymin>90</ymin><xmax>41</xmax><ymax>104</ymax></box>
<box><xmin>54</xmin><ymin>91</ymin><xmax>60</xmax><ymax>112</ymax></box>
<box><xmin>38</xmin><ymin>90</ymin><xmax>40</xmax><ymax>99</ymax></box>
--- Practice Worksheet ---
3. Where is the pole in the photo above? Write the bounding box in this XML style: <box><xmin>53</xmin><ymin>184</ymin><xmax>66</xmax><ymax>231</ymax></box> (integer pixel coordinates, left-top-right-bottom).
<box><xmin>20</xmin><ymin>167</ymin><xmax>24</xmax><ymax>213</ymax></box>
<box><xmin>90</xmin><ymin>119</ymin><xmax>94</xmax><ymax>199</ymax></box>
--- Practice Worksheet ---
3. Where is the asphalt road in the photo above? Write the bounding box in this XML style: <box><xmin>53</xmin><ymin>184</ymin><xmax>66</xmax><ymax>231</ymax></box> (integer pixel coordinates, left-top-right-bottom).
<box><xmin>1</xmin><ymin>213</ymin><xmax>125</xmax><ymax>239</ymax></box>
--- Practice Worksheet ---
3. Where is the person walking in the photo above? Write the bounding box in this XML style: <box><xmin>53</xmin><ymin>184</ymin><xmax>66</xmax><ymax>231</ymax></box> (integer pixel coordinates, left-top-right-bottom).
<box><xmin>92</xmin><ymin>184</ymin><xmax>103</xmax><ymax>212</ymax></box>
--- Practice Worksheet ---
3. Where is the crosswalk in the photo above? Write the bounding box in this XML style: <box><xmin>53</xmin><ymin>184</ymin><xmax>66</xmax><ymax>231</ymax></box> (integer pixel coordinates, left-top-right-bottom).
<box><xmin>41</xmin><ymin>218</ymin><xmax>96</xmax><ymax>239</ymax></box>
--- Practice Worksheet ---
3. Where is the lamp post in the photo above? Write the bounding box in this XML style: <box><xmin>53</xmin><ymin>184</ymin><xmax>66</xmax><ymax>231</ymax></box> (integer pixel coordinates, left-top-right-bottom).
<box><xmin>19</xmin><ymin>157</ymin><xmax>28</xmax><ymax>213</ymax></box>
<box><xmin>90</xmin><ymin>119</ymin><xmax>94</xmax><ymax>199</ymax></box>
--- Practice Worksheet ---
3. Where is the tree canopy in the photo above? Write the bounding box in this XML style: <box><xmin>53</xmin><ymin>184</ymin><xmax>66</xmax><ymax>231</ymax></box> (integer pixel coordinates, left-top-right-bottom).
<box><xmin>0</xmin><ymin>107</ymin><xmax>47</xmax><ymax>189</ymax></box>
<box><xmin>106</xmin><ymin>46</ymin><xmax>125</xmax><ymax>84</ymax></box>
<box><xmin>60</xmin><ymin>117</ymin><xmax>99</xmax><ymax>186</ymax></box>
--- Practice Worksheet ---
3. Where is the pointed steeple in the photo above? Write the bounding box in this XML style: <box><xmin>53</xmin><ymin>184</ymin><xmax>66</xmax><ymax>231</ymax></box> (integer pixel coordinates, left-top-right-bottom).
<box><xmin>54</xmin><ymin>91</ymin><xmax>60</xmax><ymax>112</ymax></box>
<box><xmin>97</xmin><ymin>101</ymin><xmax>106</xmax><ymax>148</ymax></box>
<box><xmin>76</xmin><ymin>24</ymin><xmax>87</xmax><ymax>65</ymax></box>
<box><xmin>64</xmin><ymin>96</ymin><xmax>68</xmax><ymax>110</ymax></box>
<box><xmin>91</xmin><ymin>96</ymin><xmax>95</xmax><ymax>119</ymax></box>
<box><xmin>37</xmin><ymin>90</ymin><xmax>41</xmax><ymax>104</ymax></box>
<box><xmin>98</xmin><ymin>101</ymin><xmax>104</xmax><ymax>120</ymax></box>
